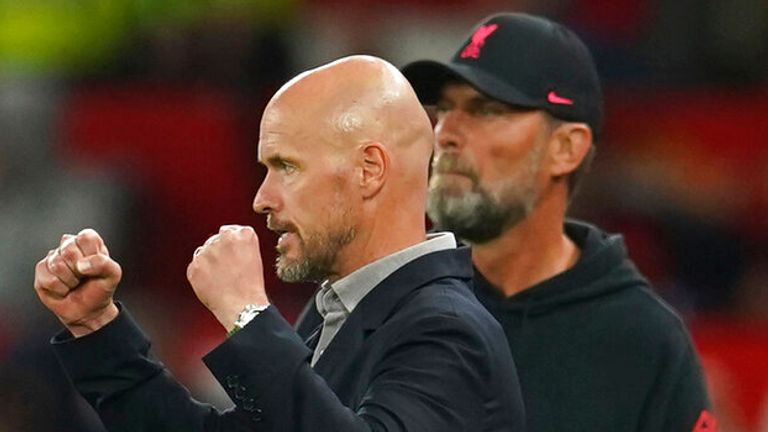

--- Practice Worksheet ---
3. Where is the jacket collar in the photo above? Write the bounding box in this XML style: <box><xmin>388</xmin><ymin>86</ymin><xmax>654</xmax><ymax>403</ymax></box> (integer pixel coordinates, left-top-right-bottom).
<box><xmin>356</xmin><ymin>246</ymin><xmax>472</xmax><ymax>330</ymax></box>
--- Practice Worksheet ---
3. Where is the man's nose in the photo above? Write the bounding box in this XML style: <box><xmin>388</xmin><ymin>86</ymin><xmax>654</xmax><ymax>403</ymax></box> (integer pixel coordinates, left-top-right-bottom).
<box><xmin>252</xmin><ymin>176</ymin><xmax>278</xmax><ymax>215</ymax></box>
<box><xmin>435</xmin><ymin>111</ymin><xmax>464</xmax><ymax>152</ymax></box>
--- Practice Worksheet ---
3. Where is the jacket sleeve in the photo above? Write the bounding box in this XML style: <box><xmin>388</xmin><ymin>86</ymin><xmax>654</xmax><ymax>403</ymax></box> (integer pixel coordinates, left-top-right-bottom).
<box><xmin>52</xmin><ymin>304</ymin><xmax>260</xmax><ymax>431</ymax></box>
<box><xmin>203</xmin><ymin>308</ymin><xmax>510</xmax><ymax>431</ymax></box>
<box><xmin>54</xmin><ymin>304</ymin><xmax>511</xmax><ymax>432</ymax></box>
<box><xmin>637</xmin><ymin>327</ymin><xmax>713</xmax><ymax>432</ymax></box>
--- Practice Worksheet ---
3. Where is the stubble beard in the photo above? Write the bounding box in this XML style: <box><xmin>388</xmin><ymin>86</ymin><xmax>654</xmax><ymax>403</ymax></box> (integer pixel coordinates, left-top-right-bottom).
<box><xmin>275</xmin><ymin>224</ymin><xmax>356</xmax><ymax>283</ymax></box>
<box><xmin>274</xmin><ymin>191</ymin><xmax>357</xmax><ymax>283</ymax></box>
<box><xmin>426</xmin><ymin>148</ymin><xmax>543</xmax><ymax>244</ymax></box>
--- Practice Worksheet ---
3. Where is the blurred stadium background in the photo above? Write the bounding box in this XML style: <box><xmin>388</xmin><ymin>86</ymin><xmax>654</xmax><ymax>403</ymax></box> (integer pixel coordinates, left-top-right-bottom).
<box><xmin>1</xmin><ymin>0</ymin><xmax>767</xmax><ymax>430</ymax></box>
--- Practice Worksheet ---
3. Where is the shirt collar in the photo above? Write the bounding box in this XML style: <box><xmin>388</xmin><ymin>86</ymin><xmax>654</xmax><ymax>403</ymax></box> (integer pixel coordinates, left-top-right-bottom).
<box><xmin>315</xmin><ymin>232</ymin><xmax>456</xmax><ymax>316</ymax></box>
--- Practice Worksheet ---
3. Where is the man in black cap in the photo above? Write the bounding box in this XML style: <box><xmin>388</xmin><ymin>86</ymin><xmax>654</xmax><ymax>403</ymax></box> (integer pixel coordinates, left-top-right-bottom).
<box><xmin>403</xmin><ymin>13</ymin><xmax>714</xmax><ymax>432</ymax></box>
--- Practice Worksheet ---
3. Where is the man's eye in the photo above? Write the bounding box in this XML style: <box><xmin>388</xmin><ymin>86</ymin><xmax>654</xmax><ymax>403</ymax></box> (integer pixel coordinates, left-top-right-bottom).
<box><xmin>282</xmin><ymin>163</ymin><xmax>297</xmax><ymax>174</ymax></box>
<box><xmin>478</xmin><ymin>103</ymin><xmax>506</xmax><ymax>116</ymax></box>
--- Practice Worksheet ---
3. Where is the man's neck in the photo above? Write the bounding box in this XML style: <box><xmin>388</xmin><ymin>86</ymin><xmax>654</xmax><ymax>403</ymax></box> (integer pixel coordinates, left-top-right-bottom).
<box><xmin>471</xmin><ymin>194</ymin><xmax>579</xmax><ymax>297</ymax></box>
<box><xmin>332</xmin><ymin>210</ymin><xmax>427</xmax><ymax>282</ymax></box>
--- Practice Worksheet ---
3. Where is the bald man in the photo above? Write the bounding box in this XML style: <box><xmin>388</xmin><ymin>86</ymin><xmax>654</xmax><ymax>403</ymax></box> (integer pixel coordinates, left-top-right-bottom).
<box><xmin>34</xmin><ymin>55</ymin><xmax>524</xmax><ymax>431</ymax></box>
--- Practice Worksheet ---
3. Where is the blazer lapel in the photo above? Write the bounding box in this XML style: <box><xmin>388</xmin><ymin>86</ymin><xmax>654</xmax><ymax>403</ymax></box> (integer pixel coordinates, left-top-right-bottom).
<box><xmin>294</xmin><ymin>287</ymin><xmax>323</xmax><ymax>339</ymax></box>
<box><xmin>312</xmin><ymin>311</ymin><xmax>365</xmax><ymax>381</ymax></box>
<box><xmin>303</xmin><ymin>323</ymin><xmax>323</xmax><ymax>351</ymax></box>
<box><xmin>311</xmin><ymin>247</ymin><xmax>472</xmax><ymax>376</ymax></box>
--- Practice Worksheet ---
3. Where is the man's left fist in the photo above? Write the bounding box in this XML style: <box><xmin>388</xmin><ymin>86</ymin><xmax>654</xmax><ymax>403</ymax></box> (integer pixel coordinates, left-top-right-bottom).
<box><xmin>187</xmin><ymin>225</ymin><xmax>269</xmax><ymax>331</ymax></box>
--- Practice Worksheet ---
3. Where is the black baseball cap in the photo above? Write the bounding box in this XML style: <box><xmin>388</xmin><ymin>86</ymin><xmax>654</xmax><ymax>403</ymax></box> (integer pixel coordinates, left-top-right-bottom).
<box><xmin>402</xmin><ymin>13</ymin><xmax>603</xmax><ymax>139</ymax></box>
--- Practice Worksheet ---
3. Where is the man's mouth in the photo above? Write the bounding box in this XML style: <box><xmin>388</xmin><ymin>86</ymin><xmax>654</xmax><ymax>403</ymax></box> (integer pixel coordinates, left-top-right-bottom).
<box><xmin>267</xmin><ymin>216</ymin><xmax>295</xmax><ymax>235</ymax></box>
<box><xmin>435</xmin><ymin>170</ymin><xmax>471</xmax><ymax>177</ymax></box>
<box><xmin>266</xmin><ymin>217</ymin><xmax>299</xmax><ymax>252</ymax></box>
<box><xmin>431</xmin><ymin>170</ymin><xmax>476</xmax><ymax>187</ymax></box>
<box><xmin>432</xmin><ymin>155</ymin><xmax>476</xmax><ymax>181</ymax></box>
<box><xmin>276</xmin><ymin>230</ymin><xmax>298</xmax><ymax>251</ymax></box>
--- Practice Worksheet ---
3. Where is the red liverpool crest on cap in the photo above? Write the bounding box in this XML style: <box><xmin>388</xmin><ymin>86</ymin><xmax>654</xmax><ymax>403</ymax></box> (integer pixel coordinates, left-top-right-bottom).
<box><xmin>460</xmin><ymin>24</ymin><xmax>498</xmax><ymax>59</ymax></box>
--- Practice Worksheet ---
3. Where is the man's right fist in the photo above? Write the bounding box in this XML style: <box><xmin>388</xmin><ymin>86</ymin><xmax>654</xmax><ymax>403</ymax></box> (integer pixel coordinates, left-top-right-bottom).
<box><xmin>33</xmin><ymin>228</ymin><xmax>122</xmax><ymax>337</ymax></box>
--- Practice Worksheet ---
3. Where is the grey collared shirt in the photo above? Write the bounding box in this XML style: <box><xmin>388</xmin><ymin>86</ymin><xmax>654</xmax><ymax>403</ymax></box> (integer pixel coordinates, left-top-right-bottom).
<box><xmin>310</xmin><ymin>232</ymin><xmax>457</xmax><ymax>366</ymax></box>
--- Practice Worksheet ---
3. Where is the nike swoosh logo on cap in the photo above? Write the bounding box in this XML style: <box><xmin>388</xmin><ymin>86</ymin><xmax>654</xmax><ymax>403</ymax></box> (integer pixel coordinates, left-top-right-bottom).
<box><xmin>547</xmin><ymin>91</ymin><xmax>574</xmax><ymax>105</ymax></box>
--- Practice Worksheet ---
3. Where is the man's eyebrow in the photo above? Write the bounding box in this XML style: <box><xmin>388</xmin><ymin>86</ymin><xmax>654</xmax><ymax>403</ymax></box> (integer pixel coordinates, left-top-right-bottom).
<box><xmin>437</xmin><ymin>93</ymin><xmax>498</xmax><ymax>105</ymax></box>
<box><xmin>470</xmin><ymin>95</ymin><xmax>531</xmax><ymax>111</ymax></box>
<box><xmin>262</xmin><ymin>154</ymin><xmax>281</xmax><ymax>166</ymax></box>
<box><xmin>262</xmin><ymin>154</ymin><xmax>296</xmax><ymax>168</ymax></box>
<box><xmin>470</xmin><ymin>94</ymin><xmax>503</xmax><ymax>104</ymax></box>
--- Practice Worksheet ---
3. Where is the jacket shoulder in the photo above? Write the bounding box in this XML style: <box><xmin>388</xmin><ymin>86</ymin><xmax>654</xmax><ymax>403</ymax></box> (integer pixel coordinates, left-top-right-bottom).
<box><xmin>393</xmin><ymin>277</ymin><xmax>508</xmax><ymax>344</ymax></box>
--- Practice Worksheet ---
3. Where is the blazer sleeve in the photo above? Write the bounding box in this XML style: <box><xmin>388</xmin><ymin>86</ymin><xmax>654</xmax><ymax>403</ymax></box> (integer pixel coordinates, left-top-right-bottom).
<box><xmin>52</xmin><ymin>304</ymin><xmax>259</xmax><ymax>431</ymax></box>
<box><xmin>205</xmin><ymin>308</ymin><xmax>508</xmax><ymax>431</ymax></box>
<box><xmin>54</xmin><ymin>304</ymin><xmax>510</xmax><ymax>432</ymax></box>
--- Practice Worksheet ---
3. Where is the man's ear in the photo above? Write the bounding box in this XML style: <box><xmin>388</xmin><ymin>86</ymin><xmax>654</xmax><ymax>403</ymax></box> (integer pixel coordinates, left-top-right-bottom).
<box><xmin>359</xmin><ymin>141</ymin><xmax>389</xmax><ymax>199</ymax></box>
<box><xmin>548</xmin><ymin>122</ymin><xmax>592</xmax><ymax>178</ymax></box>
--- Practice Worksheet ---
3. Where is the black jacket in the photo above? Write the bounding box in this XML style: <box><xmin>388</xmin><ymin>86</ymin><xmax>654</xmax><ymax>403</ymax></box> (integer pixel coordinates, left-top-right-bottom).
<box><xmin>52</xmin><ymin>247</ymin><xmax>525</xmax><ymax>431</ymax></box>
<box><xmin>473</xmin><ymin>220</ymin><xmax>712</xmax><ymax>432</ymax></box>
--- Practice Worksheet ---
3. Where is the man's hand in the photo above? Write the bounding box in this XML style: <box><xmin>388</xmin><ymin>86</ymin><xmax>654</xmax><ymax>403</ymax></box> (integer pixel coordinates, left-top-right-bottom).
<box><xmin>33</xmin><ymin>228</ymin><xmax>121</xmax><ymax>337</ymax></box>
<box><xmin>187</xmin><ymin>225</ymin><xmax>269</xmax><ymax>331</ymax></box>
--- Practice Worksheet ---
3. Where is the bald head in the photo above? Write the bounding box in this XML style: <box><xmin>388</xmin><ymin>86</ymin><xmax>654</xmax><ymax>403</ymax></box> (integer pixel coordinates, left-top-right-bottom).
<box><xmin>254</xmin><ymin>55</ymin><xmax>436</xmax><ymax>280</ymax></box>
<box><xmin>262</xmin><ymin>55</ymin><xmax>433</xmax><ymax>162</ymax></box>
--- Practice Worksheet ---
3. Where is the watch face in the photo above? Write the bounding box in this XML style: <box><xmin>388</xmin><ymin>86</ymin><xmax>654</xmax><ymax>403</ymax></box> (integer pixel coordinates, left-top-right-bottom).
<box><xmin>241</xmin><ymin>310</ymin><xmax>257</xmax><ymax>322</ymax></box>
<box><xmin>236</xmin><ymin>304</ymin><xmax>267</xmax><ymax>327</ymax></box>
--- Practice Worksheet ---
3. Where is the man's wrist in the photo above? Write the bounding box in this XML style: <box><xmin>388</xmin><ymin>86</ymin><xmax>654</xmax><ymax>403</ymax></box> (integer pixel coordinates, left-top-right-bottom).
<box><xmin>65</xmin><ymin>303</ymin><xmax>120</xmax><ymax>338</ymax></box>
<box><xmin>226</xmin><ymin>303</ymin><xmax>270</xmax><ymax>337</ymax></box>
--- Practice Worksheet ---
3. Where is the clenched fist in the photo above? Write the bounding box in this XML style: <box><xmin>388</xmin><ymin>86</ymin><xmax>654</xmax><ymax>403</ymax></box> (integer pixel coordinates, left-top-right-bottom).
<box><xmin>187</xmin><ymin>225</ymin><xmax>269</xmax><ymax>331</ymax></box>
<box><xmin>33</xmin><ymin>229</ymin><xmax>121</xmax><ymax>337</ymax></box>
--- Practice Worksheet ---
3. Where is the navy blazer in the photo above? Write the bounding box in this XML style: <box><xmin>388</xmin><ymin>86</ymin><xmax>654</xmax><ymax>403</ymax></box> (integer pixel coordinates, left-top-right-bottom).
<box><xmin>53</xmin><ymin>247</ymin><xmax>524</xmax><ymax>431</ymax></box>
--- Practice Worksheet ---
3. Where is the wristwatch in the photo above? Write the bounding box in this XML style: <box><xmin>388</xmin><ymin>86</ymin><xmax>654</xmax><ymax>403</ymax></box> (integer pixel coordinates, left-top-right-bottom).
<box><xmin>227</xmin><ymin>303</ymin><xmax>270</xmax><ymax>337</ymax></box>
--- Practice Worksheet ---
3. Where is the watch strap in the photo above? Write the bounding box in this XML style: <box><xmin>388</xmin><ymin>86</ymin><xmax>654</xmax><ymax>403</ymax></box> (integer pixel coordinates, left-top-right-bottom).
<box><xmin>227</xmin><ymin>303</ymin><xmax>269</xmax><ymax>338</ymax></box>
